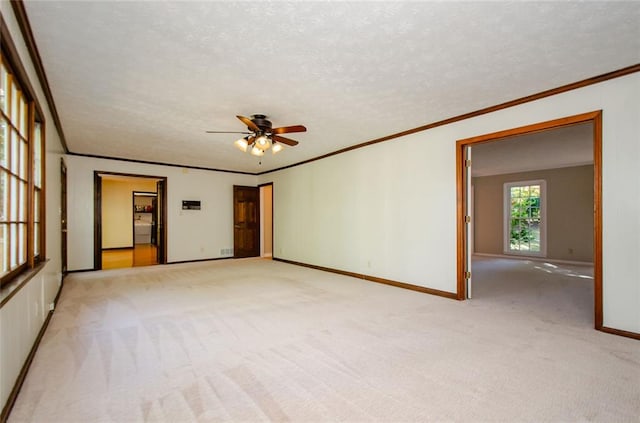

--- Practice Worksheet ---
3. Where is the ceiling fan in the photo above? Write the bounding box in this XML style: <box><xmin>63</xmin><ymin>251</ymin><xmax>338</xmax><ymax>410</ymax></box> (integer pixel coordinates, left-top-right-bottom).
<box><xmin>207</xmin><ymin>114</ymin><xmax>306</xmax><ymax>156</ymax></box>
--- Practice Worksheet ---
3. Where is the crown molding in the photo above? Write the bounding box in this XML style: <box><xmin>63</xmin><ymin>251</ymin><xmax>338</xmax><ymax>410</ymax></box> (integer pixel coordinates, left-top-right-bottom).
<box><xmin>259</xmin><ymin>63</ymin><xmax>640</xmax><ymax>176</ymax></box>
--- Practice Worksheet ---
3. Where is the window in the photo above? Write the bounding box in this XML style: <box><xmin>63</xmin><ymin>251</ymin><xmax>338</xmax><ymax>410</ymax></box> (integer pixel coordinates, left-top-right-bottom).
<box><xmin>504</xmin><ymin>180</ymin><xmax>546</xmax><ymax>256</ymax></box>
<box><xmin>0</xmin><ymin>51</ymin><xmax>45</xmax><ymax>286</ymax></box>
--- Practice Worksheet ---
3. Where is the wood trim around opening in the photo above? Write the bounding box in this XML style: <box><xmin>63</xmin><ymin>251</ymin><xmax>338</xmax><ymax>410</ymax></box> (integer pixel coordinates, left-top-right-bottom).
<box><xmin>94</xmin><ymin>172</ymin><xmax>168</xmax><ymax>270</ymax></box>
<box><xmin>592</xmin><ymin>114</ymin><xmax>603</xmax><ymax>330</ymax></box>
<box><xmin>258</xmin><ymin>182</ymin><xmax>274</xmax><ymax>258</ymax></box>
<box><xmin>455</xmin><ymin>110</ymin><xmax>618</xmax><ymax>335</ymax></box>
<box><xmin>93</xmin><ymin>172</ymin><xmax>102</xmax><ymax>270</ymax></box>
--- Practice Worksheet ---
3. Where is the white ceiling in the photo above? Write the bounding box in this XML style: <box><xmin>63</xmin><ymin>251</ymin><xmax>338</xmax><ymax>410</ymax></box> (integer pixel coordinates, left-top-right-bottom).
<box><xmin>471</xmin><ymin>122</ymin><xmax>593</xmax><ymax>177</ymax></box>
<box><xmin>22</xmin><ymin>1</ymin><xmax>640</xmax><ymax>174</ymax></box>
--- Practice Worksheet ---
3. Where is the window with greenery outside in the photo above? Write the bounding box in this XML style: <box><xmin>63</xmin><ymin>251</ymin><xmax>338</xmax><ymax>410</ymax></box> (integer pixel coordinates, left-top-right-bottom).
<box><xmin>508</xmin><ymin>184</ymin><xmax>541</xmax><ymax>253</ymax></box>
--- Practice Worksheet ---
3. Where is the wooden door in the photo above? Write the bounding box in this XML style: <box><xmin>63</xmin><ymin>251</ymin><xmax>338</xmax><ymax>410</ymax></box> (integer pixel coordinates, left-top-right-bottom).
<box><xmin>93</xmin><ymin>173</ymin><xmax>102</xmax><ymax>270</ymax></box>
<box><xmin>60</xmin><ymin>159</ymin><xmax>67</xmax><ymax>275</ymax></box>
<box><xmin>464</xmin><ymin>145</ymin><xmax>473</xmax><ymax>298</ymax></box>
<box><xmin>156</xmin><ymin>180</ymin><xmax>166</xmax><ymax>264</ymax></box>
<box><xmin>151</xmin><ymin>197</ymin><xmax>158</xmax><ymax>245</ymax></box>
<box><xmin>234</xmin><ymin>186</ymin><xmax>260</xmax><ymax>258</ymax></box>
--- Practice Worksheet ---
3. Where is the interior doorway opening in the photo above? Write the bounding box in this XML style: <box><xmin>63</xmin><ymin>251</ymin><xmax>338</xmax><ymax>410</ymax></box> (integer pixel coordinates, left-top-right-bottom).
<box><xmin>94</xmin><ymin>172</ymin><xmax>167</xmax><ymax>270</ymax></box>
<box><xmin>457</xmin><ymin>111</ymin><xmax>602</xmax><ymax>330</ymax></box>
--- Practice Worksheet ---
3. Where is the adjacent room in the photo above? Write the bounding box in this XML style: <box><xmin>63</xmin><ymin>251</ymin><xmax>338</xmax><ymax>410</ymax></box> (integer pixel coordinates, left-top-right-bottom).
<box><xmin>98</xmin><ymin>174</ymin><xmax>165</xmax><ymax>270</ymax></box>
<box><xmin>1</xmin><ymin>1</ymin><xmax>638</xmax><ymax>422</ymax></box>
<box><xmin>469</xmin><ymin>123</ymin><xmax>595</xmax><ymax>327</ymax></box>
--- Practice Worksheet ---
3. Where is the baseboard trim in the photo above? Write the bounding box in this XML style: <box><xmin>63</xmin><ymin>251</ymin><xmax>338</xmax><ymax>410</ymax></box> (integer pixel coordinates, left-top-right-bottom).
<box><xmin>1</xmin><ymin>280</ymin><xmax>63</xmax><ymax>422</ymax></box>
<box><xmin>167</xmin><ymin>256</ymin><xmax>233</xmax><ymax>265</ymax></box>
<box><xmin>599</xmin><ymin>326</ymin><xmax>640</xmax><ymax>341</ymax></box>
<box><xmin>102</xmin><ymin>246</ymin><xmax>133</xmax><ymax>251</ymax></box>
<box><xmin>66</xmin><ymin>268</ymin><xmax>95</xmax><ymax>274</ymax></box>
<box><xmin>67</xmin><ymin>256</ymin><xmax>235</xmax><ymax>271</ymax></box>
<box><xmin>273</xmin><ymin>258</ymin><xmax>458</xmax><ymax>300</ymax></box>
<box><xmin>473</xmin><ymin>253</ymin><xmax>593</xmax><ymax>266</ymax></box>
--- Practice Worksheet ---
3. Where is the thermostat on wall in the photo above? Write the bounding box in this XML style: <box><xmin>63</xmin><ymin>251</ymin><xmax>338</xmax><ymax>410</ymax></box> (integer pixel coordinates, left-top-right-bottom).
<box><xmin>182</xmin><ymin>200</ymin><xmax>201</xmax><ymax>210</ymax></box>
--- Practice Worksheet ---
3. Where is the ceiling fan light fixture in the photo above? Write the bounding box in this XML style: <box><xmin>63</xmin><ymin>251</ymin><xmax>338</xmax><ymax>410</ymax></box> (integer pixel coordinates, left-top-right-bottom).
<box><xmin>234</xmin><ymin>137</ymin><xmax>249</xmax><ymax>152</ymax></box>
<box><xmin>255</xmin><ymin>135</ymin><xmax>271</xmax><ymax>151</ymax></box>
<box><xmin>210</xmin><ymin>115</ymin><xmax>304</xmax><ymax>157</ymax></box>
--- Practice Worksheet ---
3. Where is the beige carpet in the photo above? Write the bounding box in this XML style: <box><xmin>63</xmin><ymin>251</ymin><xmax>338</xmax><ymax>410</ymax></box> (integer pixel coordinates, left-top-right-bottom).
<box><xmin>8</xmin><ymin>258</ymin><xmax>640</xmax><ymax>422</ymax></box>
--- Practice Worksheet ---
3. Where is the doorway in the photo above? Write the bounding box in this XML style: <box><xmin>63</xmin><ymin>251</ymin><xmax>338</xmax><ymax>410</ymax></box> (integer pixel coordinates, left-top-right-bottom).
<box><xmin>259</xmin><ymin>183</ymin><xmax>273</xmax><ymax>258</ymax></box>
<box><xmin>233</xmin><ymin>185</ymin><xmax>260</xmax><ymax>258</ymax></box>
<box><xmin>456</xmin><ymin>111</ymin><xmax>602</xmax><ymax>329</ymax></box>
<box><xmin>130</xmin><ymin>191</ymin><xmax>158</xmax><ymax>268</ymax></box>
<box><xmin>94</xmin><ymin>172</ymin><xmax>167</xmax><ymax>270</ymax></box>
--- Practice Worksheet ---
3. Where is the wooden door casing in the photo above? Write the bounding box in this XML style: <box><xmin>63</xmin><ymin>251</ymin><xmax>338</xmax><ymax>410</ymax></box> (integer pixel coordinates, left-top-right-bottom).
<box><xmin>156</xmin><ymin>180</ymin><xmax>166</xmax><ymax>264</ymax></box>
<box><xmin>233</xmin><ymin>186</ymin><xmax>260</xmax><ymax>258</ymax></box>
<box><xmin>61</xmin><ymin>158</ymin><xmax>68</xmax><ymax>275</ymax></box>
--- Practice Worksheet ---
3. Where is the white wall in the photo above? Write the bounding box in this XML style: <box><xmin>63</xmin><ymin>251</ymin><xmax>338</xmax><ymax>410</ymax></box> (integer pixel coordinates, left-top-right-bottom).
<box><xmin>473</xmin><ymin>165</ymin><xmax>594</xmax><ymax>262</ymax></box>
<box><xmin>65</xmin><ymin>155</ymin><xmax>257</xmax><ymax>269</ymax></box>
<box><xmin>0</xmin><ymin>0</ymin><xmax>65</xmax><ymax>411</ymax></box>
<box><xmin>261</xmin><ymin>72</ymin><xmax>640</xmax><ymax>334</ymax></box>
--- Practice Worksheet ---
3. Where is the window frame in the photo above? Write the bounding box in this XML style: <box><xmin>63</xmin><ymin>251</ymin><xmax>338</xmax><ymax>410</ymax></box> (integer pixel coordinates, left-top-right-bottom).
<box><xmin>503</xmin><ymin>179</ymin><xmax>547</xmax><ymax>257</ymax></box>
<box><xmin>0</xmin><ymin>47</ymin><xmax>46</xmax><ymax>288</ymax></box>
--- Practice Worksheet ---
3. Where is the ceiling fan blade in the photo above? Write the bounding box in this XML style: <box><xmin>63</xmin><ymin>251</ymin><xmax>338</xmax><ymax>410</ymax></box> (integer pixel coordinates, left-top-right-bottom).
<box><xmin>271</xmin><ymin>125</ymin><xmax>307</xmax><ymax>135</ymax></box>
<box><xmin>273</xmin><ymin>135</ymin><xmax>299</xmax><ymax>146</ymax></box>
<box><xmin>236</xmin><ymin>115</ymin><xmax>260</xmax><ymax>132</ymax></box>
<box><xmin>205</xmin><ymin>131</ymin><xmax>252</xmax><ymax>134</ymax></box>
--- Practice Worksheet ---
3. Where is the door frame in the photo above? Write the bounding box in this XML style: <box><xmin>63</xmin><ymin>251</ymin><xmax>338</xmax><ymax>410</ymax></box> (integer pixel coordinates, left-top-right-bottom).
<box><xmin>456</xmin><ymin>110</ymin><xmax>603</xmax><ymax>329</ymax></box>
<box><xmin>60</xmin><ymin>158</ymin><xmax>67</xmax><ymax>276</ymax></box>
<box><xmin>93</xmin><ymin>171</ymin><xmax>168</xmax><ymax>270</ymax></box>
<box><xmin>258</xmin><ymin>182</ymin><xmax>274</xmax><ymax>258</ymax></box>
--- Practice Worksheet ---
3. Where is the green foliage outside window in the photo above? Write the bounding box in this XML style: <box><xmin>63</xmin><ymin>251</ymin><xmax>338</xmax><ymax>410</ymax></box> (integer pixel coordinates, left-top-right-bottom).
<box><xmin>509</xmin><ymin>185</ymin><xmax>541</xmax><ymax>252</ymax></box>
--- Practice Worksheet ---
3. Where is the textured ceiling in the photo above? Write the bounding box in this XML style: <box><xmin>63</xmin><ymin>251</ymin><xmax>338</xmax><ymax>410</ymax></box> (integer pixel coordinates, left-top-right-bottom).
<box><xmin>22</xmin><ymin>1</ymin><xmax>640</xmax><ymax>173</ymax></box>
<box><xmin>471</xmin><ymin>122</ymin><xmax>593</xmax><ymax>177</ymax></box>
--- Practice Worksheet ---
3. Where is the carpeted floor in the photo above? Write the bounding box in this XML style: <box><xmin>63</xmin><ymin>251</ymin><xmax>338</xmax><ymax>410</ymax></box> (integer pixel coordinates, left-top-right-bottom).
<box><xmin>8</xmin><ymin>258</ymin><xmax>640</xmax><ymax>422</ymax></box>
